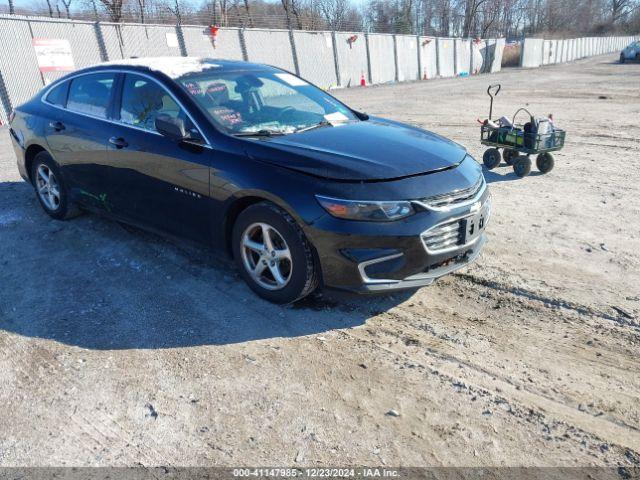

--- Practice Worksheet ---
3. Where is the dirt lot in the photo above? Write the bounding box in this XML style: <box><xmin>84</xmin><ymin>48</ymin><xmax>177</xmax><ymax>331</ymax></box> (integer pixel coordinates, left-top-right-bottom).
<box><xmin>0</xmin><ymin>54</ymin><xmax>639</xmax><ymax>468</ymax></box>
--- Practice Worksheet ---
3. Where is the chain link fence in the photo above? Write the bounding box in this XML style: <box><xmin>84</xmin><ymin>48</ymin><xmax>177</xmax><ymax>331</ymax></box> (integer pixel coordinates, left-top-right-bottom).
<box><xmin>0</xmin><ymin>13</ymin><xmax>637</xmax><ymax>124</ymax></box>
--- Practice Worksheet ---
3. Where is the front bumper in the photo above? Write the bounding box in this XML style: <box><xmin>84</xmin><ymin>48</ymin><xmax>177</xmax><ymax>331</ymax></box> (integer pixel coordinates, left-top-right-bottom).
<box><xmin>307</xmin><ymin>190</ymin><xmax>491</xmax><ymax>293</ymax></box>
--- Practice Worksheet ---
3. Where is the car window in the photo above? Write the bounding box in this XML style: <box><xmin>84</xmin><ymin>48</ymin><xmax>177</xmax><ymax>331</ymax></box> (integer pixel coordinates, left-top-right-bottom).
<box><xmin>179</xmin><ymin>70</ymin><xmax>356</xmax><ymax>135</ymax></box>
<box><xmin>45</xmin><ymin>82</ymin><xmax>68</xmax><ymax>107</ymax></box>
<box><xmin>67</xmin><ymin>73</ymin><xmax>115</xmax><ymax>118</ymax></box>
<box><xmin>120</xmin><ymin>74</ymin><xmax>197</xmax><ymax>136</ymax></box>
<box><xmin>259</xmin><ymin>77</ymin><xmax>324</xmax><ymax>115</ymax></box>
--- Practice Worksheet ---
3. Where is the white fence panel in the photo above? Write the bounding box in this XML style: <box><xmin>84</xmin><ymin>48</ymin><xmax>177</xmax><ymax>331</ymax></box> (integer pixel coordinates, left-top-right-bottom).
<box><xmin>333</xmin><ymin>32</ymin><xmax>367</xmax><ymax>87</ymax></box>
<box><xmin>418</xmin><ymin>37</ymin><xmax>437</xmax><ymax>79</ymax></box>
<box><xmin>395</xmin><ymin>34</ymin><xmax>418</xmax><ymax>82</ymax></box>
<box><xmin>455</xmin><ymin>39</ymin><xmax>471</xmax><ymax>75</ymax></box>
<box><xmin>0</xmin><ymin>17</ymin><xmax>43</xmax><ymax>122</ymax></box>
<box><xmin>490</xmin><ymin>38</ymin><xmax>505</xmax><ymax>72</ymax></box>
<box><xmin>437</xmin><ymin>38</ymin><xmax>455</xmax><ymax>77</ymax></box>
<box><xmin>243</xmin><ymin>29</ymin><xmax>295</xmax><ymax>71</ymax></box>
<box><xmin>119</xmin><ymin>24</ymin><xmax>182</xmax><ymax>58</ymax></box>
<box><xmin>29</xmin><ymin>19</ymin><xmax>104</xmax><ymax>83</ymax></box>
<box><xmin>521</xmin><ymin>38</ymin><xmax>544</xmax><ymax>67</ymax></box>
<box><xmin>99</xmin><ymin>23</ymin><xmax>124</xmax><ymax>61</ymax></box>
<box><xmin>292</xmin><ymin>31</ymin><xmax>337</xmax><ymax>89</ymax></box>
<box><xmin>367</xmin><ymin>33</ymin><xmax>395</xmax><ymax>84</ymax></box>
<box><xmin>182</xmin><ymin>26</ymin><xmax>244</xmax><ymax>61</ymax></box>
<box><xmin>471</xmin><ymin>39</ymin><xmax>485</xmax><ymax>73</ymax></box>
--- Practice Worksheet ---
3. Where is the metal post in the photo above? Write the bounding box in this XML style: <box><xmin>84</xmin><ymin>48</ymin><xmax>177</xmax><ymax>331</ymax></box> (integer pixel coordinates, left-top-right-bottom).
<box><xmin>435</xmin><ymin>38</ymin><xmax>441</xmax><ymax>77</ymax></box>
<box><xmin>238</xmin><ymin>29</ymin><xmax>249</xmax><ymax>62</ymax></box>
<box><xmin>0</xmin><ymin>70</ymin><xmax>13</xmax><ymax>125</ymax></box>
<box><xmin>25</xmin><ymin>19</ymin><xmax>46</xmax><ymax>86</ymax></box>
<box><xmin>392</xmin><ymin>35</ymin><xmax>399</xmax><ymax>82</ymax></box>
<box><xmin>416</xmin><ymin>36</ymin><xmax>422</xmax><ymax>81</ymax></box>
<box><xmin>331</xmin><ymin>31</ymin><xmax>342</xmax><ymax>87</ymax></box>
<box><xmin>175</xmin><ymin>24</ymin><xmax>187</xmax><ymax>57</ymax></box>
<box><xmin>94</xmin><ymin>22</ymin><xmax>109</xmax><ymax>62</ymax></box>
<box><xmin>453</xmin><ymin>38</ymin><xmax>459</xmax><ymax>74</ymax></box>
<box><xmin>288</xmin><ymin>29</ymin><xmax>300</xmax><ymax>76</ymax></box>
<box><xmin>364</xmin><ymin>33</ymin><xmax>372</xmax><ymax>84</ymax></box>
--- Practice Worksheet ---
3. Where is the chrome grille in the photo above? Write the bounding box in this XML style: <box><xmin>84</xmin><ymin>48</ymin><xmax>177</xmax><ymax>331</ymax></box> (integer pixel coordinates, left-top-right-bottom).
<box><xmin>418</xmin><ymin>176</ymin><xmax>485</xmax><ymax>210</ymax></box>
<box><xmin>421</xmin><ymin>218</ymin><xmax>464</xmax><ymax>252</ymax></box>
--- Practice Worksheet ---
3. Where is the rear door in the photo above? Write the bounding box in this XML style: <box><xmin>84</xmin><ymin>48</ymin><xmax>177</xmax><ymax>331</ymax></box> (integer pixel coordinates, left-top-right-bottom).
<box><xmin>105</xmin><ymin>72</ymin><xmax>212</xmax><ymax>243</ymax></box>
<box><xmin>44</xmin><ymin>72</ymin><xmax>123</xmax><ymax>211</ymax></box>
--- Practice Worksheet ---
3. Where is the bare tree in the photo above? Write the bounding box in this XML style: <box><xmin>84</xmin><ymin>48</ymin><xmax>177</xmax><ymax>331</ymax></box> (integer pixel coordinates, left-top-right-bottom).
<box><xmin>136</xmin><ymin>0</ymin><xmax>145</xmax><ymax>22</ymax></box>
<box><xmin>97</xmin><ymin>0</ymin><xmax>125</xmax><ymax>21</ymax></box>
<box><xmin>8</xmin><ymin>0</ymin><xmax>15</xmax><ymax>14</ymax></box>
<box><xmin>611</xmin><ymin>0</ymin><xmax>632</xmax><ymax>23</ymax></box>
<box><xmin>281</xmin><ymin>0</ymin><xmax>303</xmax><ymax>29</ymax></box>
<box><xmin>60</xmin><ymin>0</ymin><xmax>72</xmax><ymax>18</ymax></box>
<box><xmin>166</xmin><ymin>0</ymin><xmax>182</xmax><ymax>23</ymax></box>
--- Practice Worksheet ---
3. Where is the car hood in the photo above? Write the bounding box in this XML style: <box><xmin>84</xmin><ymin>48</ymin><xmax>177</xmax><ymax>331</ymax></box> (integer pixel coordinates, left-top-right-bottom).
<box><xmin>246</xmin><ymin>118</ymin><xmax>468</xmax><ymax>181</ymax></box>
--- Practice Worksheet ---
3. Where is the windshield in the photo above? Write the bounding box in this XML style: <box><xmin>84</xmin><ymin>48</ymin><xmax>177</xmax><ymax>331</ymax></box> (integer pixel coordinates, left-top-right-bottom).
<box><xmin>178</xmin><ymin>69</ymin><xmax>358</xmax><ymax>136</ymax></box>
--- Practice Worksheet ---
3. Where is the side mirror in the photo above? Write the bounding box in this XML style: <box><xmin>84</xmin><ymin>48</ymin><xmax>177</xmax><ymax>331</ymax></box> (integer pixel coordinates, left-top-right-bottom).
<box><xmin>155</xmin><ymin>114</ymin><xmax>187</xmax><ymax>142</ymax></box>
<box><xmin>352</xmin><ymin>110</ymin><xmax>369</xmax><ymax>120</ymax></box>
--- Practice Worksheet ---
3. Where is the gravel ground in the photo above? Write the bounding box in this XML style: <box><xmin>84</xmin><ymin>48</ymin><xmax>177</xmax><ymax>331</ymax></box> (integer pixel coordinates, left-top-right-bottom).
<box><xmin>0</xmin><ymin>53</ymin><xmax>638</xmax><ymax>468</ymax></box>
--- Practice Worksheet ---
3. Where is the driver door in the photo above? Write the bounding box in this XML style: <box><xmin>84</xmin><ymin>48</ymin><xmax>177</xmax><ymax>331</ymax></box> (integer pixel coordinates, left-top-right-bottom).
<box><xmin>106</xmin><ymin>72</ymin><xmax>211</xmax><ymax>243</ymax></box>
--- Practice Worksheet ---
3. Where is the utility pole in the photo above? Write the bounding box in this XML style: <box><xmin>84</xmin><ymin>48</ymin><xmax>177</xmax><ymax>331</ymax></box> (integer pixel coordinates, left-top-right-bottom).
<box><xmin>8</xmin><ymin>0</ymin><xmax>15</xmax><ymax>14</ymax></box>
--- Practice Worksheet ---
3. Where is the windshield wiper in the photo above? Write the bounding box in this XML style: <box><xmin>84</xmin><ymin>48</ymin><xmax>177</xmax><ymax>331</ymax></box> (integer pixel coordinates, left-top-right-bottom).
<box><xmin>294</xmin><ymin>120</ymin><xmax>332</xmax><ymax>134</ymax></box>
<box><xmin>233</xmin><ymin>129</ymin><xmax>287</xmax><ymax>137</ymax></box>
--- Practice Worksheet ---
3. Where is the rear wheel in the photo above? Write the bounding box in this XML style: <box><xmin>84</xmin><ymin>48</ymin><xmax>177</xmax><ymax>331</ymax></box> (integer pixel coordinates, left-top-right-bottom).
<box><xmin>482</xmin><ymin>148</ymin><xmax>501</xmax><ymax>169</ymax></box>
<box><xmin>31</xmin><ymin>151</ymin><xmax>80</xmax><ymax>220</ymax></box>
<box><xmin>513</xmin><ymin>156</ymin><xmax>532</xmax><ymax>178</ymax></box>
<box><xmin>232</xmin><ymin>202</ymin><xmax>319</xmax><ymax>304</ymax></box>
<box><xmin>503</xmin><ymin>149</ymin><xmax>517</xmax><ymax>166</ymax></box>
<box><xmin>536</xmin><ymin>152</ymin><xmax>555</xmax><ymax>173</ymax></box>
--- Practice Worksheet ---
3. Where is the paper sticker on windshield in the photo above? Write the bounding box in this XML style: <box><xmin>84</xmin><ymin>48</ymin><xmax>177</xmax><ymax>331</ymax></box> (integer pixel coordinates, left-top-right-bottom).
<box><xmin>324</xmin><ymin>111</ymin><xmax>350</xmax><ymax>124</ymax></box>
<box><xmin>275</xmin><ymin>73</ymin><xmax>308</xmax><ymax>86</ymax></box>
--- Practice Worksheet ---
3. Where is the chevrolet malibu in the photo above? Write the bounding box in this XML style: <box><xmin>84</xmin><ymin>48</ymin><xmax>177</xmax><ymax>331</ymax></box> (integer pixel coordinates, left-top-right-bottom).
<box><xmin>9</xmin><ymin>57</ymin><xmax>490</xmax><ymax>303</ymax></box>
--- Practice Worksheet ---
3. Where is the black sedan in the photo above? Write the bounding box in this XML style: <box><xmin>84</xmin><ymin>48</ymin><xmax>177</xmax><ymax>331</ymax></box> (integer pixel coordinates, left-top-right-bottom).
<box><xmin>9</xmin><ymin>57</ymin><xmax>490</xmax><ymax>303</ymax></box>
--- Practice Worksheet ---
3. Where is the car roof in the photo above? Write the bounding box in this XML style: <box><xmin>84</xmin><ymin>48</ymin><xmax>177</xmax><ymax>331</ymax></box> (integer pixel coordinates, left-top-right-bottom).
<box><xmin>83</xmin><ymin>56</ymin><xmax>279</xmax><ymax>80</ymax></box>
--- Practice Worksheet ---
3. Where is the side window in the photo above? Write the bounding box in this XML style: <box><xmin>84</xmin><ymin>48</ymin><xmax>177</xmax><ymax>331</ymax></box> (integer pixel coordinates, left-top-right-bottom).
<box><xmin>67</xmin><ymin>73</ymin><xmax>115</xmax><ymax>118</ymax></box>
<box><xmin>120</xmin><ymin>74</ymin><xmax>196</xmax><ymax>135</ymax></box>
<box><xmin>45</xmin><ymin>82</ymin><xmax>68</xmax><ymax>107</ymax></box>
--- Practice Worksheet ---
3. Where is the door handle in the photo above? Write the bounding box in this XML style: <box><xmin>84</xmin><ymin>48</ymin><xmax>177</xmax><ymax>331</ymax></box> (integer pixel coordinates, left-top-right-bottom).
<box><xmin>108</xmin><ymin>136</ymin><xmax>128</xmax><ymax>149</ymax></box>
<box><xmin>49</xmin><ymin>121</ymin><xmax>65</xmax><ymax>131</ymax></box>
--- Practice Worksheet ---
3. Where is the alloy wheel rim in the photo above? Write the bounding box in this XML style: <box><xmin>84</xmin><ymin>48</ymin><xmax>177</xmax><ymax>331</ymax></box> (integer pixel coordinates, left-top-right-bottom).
<box><xmin>35</xmin><ymin>164</ymin><xmax>61</xmax><ymax>211</ymax></box>
<box><xmin>240</xmin><ymin>222</ymin><xmax>292</xmax><ymax>291</ymax></box>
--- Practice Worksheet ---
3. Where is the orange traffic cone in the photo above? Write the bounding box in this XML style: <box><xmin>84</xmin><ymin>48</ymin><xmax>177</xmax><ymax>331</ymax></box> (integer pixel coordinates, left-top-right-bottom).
<box><xmin>360</xmin><ymin>71</ymin><xmax>366</xmax><ymax>87</ymax></box>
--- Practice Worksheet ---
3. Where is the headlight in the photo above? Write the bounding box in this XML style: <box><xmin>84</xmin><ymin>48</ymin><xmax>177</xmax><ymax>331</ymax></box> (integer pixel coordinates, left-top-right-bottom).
<box><xmin>315</xmin><ymin>195</ymin><xmax>415</xmax><ymax>222</ymax></box>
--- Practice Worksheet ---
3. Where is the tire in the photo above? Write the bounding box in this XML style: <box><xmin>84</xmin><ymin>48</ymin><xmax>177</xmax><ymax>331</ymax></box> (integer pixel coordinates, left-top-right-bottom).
<box><xmin>536</xmin><ymin>152</ymin><xmax>555</xmax><ymax>174</ymax></box>
<box><xmin>30</xmin><ymin>151</ymin><xmax>81</xmax><ymax>220</ymax></box>
<box><xmin>503</xmin><ymin>149</ymin><xmax>517</xmax><ymax>166</ymax></box>
<box><xmin>620</xmin><ymin>53</ymin><xmax>625</xmax><ymax>64</ymax></box>
<box><xmin>513</xmin><ymin>156</ymin><xmax>532</xmax><ymax>178</ymax></box>
<box><xmin>482</xmin><ymin>148</ymin><xmax>501</xmax><ymax>170</ymax></box>
<box><xmin>232</xmin><ymin>201</ymin><xmax>319</xmax><ymax>304</ymax></box>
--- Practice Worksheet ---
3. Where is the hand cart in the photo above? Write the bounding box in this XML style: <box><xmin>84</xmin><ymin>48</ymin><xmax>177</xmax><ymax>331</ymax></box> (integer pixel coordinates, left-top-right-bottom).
<box><xmin>480</xmin><ymin>84</ymin><xmax>566</xmax><ymax>178</ymax></box>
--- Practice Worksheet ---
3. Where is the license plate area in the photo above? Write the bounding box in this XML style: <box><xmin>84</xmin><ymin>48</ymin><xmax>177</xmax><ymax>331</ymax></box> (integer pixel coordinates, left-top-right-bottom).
<box><xmin>462</xmin><ymin>207</ymin><xmax>488</xmax><ymax>244</ymax></box>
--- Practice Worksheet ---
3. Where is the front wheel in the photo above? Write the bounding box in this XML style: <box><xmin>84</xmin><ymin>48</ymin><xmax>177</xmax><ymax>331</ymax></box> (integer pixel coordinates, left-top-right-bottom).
<box><xmin>513</xmin><ymin>156</ymin><xmax>532</xmax><ymax>178</ymax></box>
<box><xmin>483</xmin><ymin>148</ymin><xmax>501</xmax><ymax>170</ymax></box>
<box><xmin>232</xmin><ymin>202</ymin><xmax>319</xmax><ymax>304</ymax></box>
